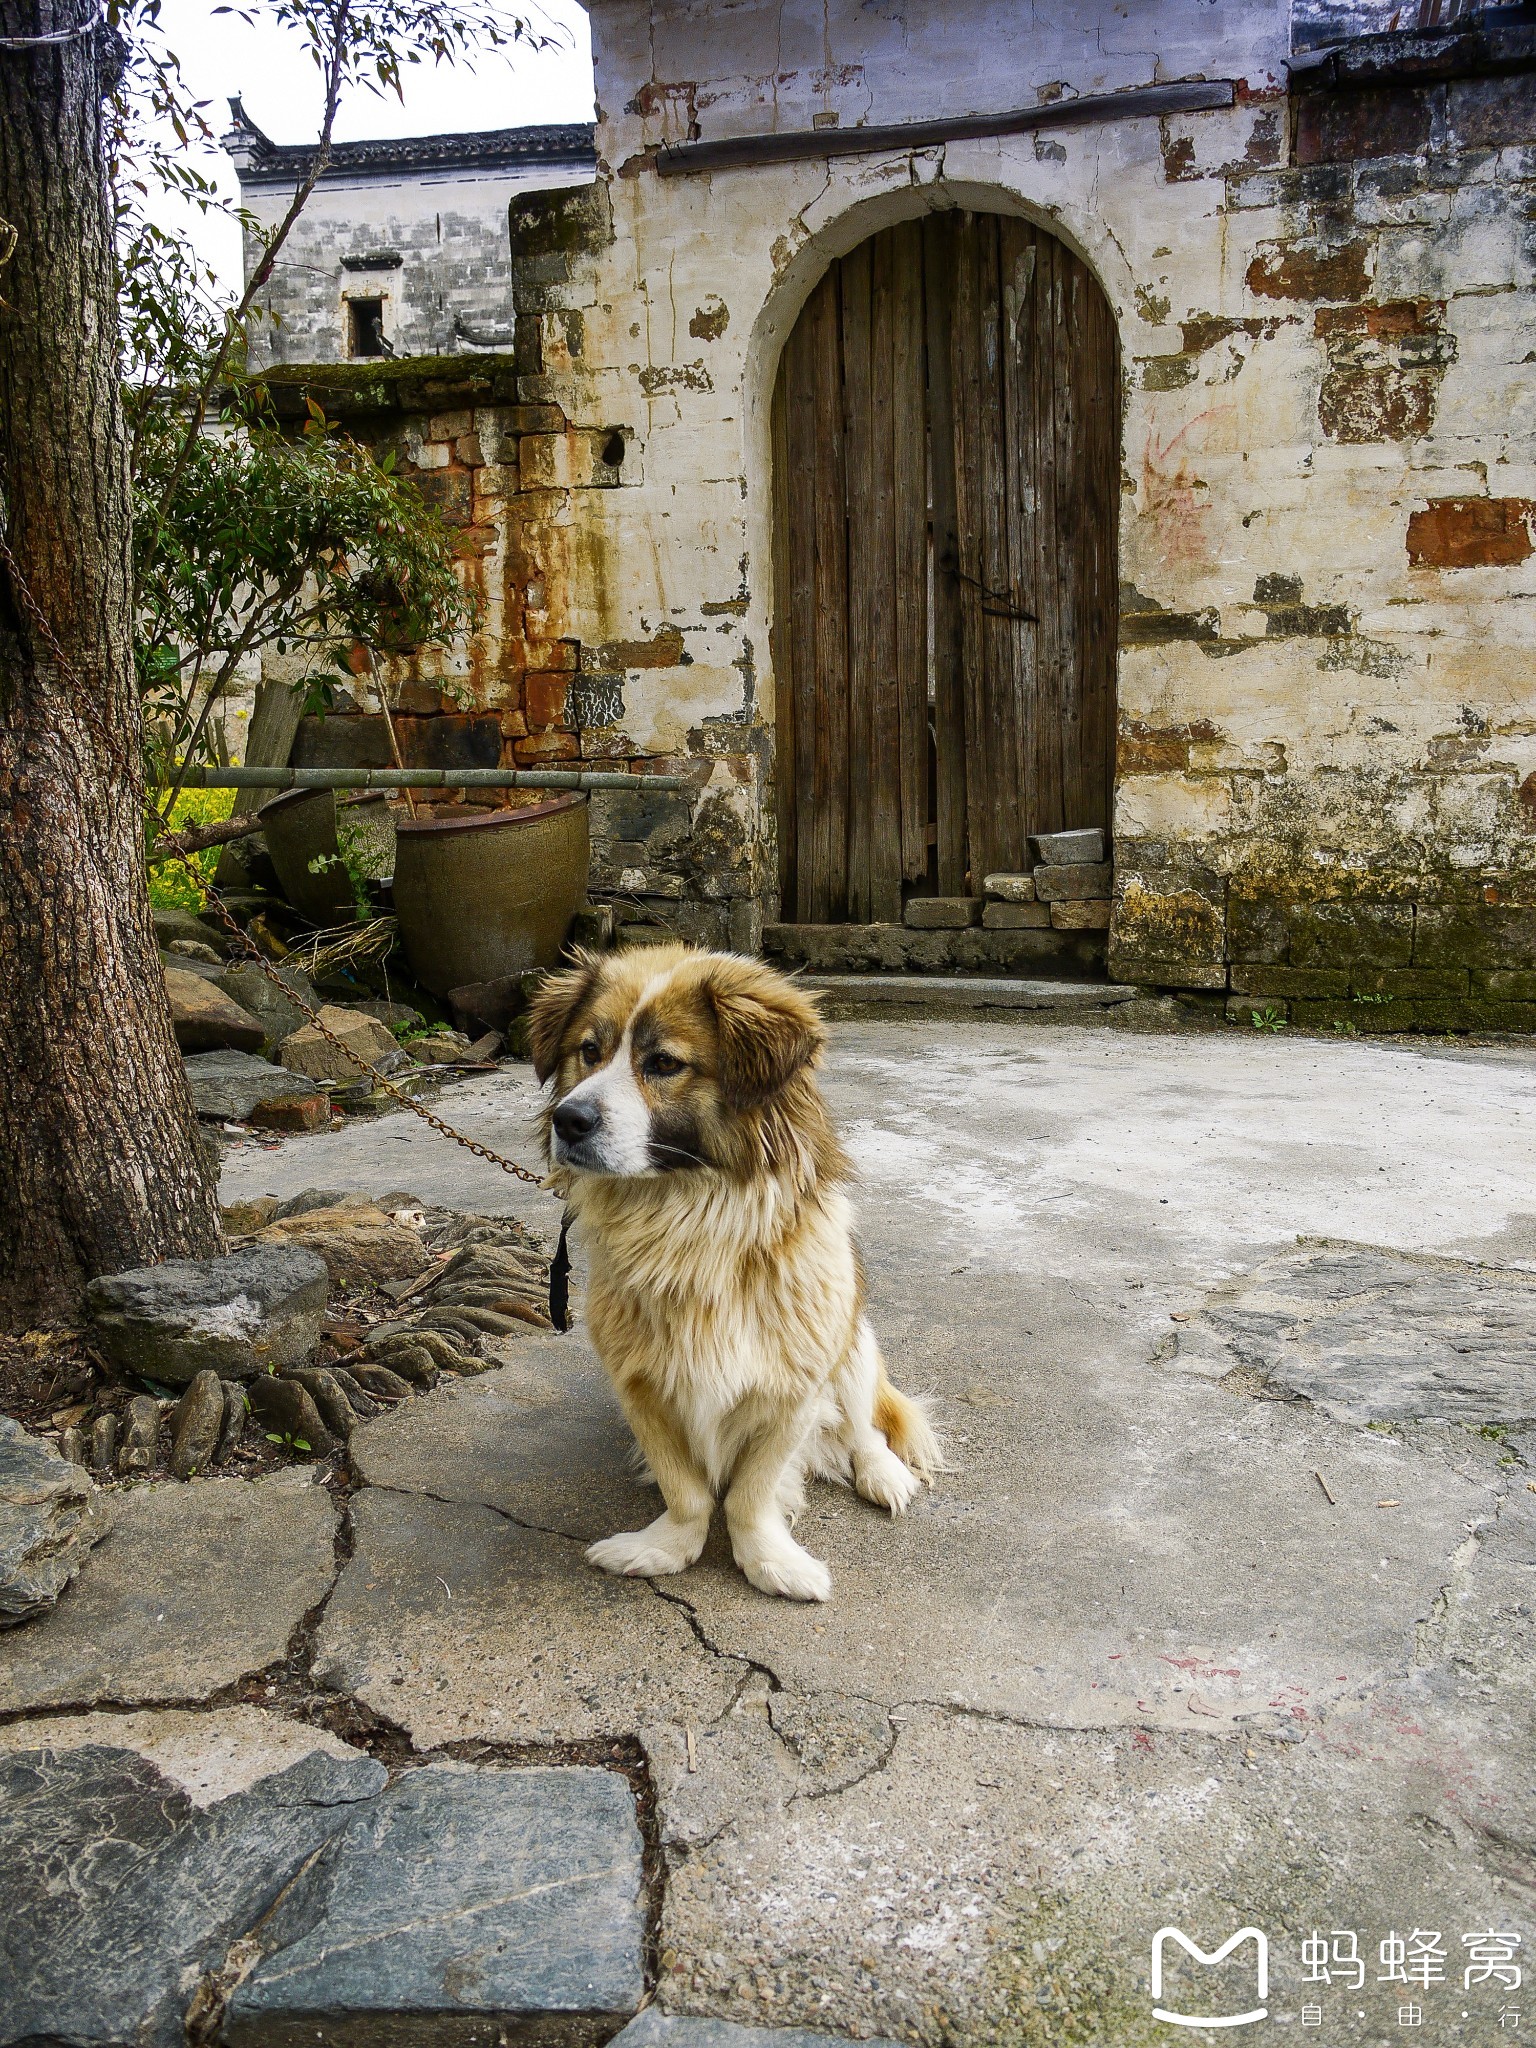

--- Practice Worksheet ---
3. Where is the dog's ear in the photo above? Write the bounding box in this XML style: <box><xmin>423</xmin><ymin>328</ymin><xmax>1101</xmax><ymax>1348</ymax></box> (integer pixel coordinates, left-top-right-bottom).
<box><xmin>703</xmin><ymin>958</ymin><xmax>824</xmax><ymax>1109</ymax></box>
<box><xmin>527</xmin><ymin>951</ymin><xmax>602</xmax><ymax>1083</ymax></box>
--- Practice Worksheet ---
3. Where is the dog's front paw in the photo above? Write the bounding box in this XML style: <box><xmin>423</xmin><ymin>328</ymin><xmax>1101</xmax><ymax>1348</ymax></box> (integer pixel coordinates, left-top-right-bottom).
<box><xmin>586</xmin><ymin>1513</ymin><xmax>705</xmax><ymax>1579</ymax></box>
<box><xmin>733</xmin><ymin>1530</ymin><xmax>832</xmax><ymax>1603</ymax></box>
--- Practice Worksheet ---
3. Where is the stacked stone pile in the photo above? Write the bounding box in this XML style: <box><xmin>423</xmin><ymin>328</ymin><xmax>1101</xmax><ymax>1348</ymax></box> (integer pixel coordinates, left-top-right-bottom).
<box><xmin>899</xmin><ymin>827</ymin><xmax>1113</xmax><ymax>932</ymax></box>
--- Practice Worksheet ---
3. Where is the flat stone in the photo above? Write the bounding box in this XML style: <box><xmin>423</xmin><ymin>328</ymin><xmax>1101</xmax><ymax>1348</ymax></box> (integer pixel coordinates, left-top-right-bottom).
<box><xmin>280</xmin><ymin>1005</ymin><xmax>406</xmax><ymax>1085</ymax></box>
<box><xmin>0</xmin><ymin>1470</ymin><xmax>337</xmax><ymax>1712</ymax></box>
<box><xmin>902</xmin><ymin>897</ymin><xmax>982</xmax><ymax>929</ymax></box>
<box><xmin>981</xmin><ymin>870</ymin><xmax>1036</xmax><ymax>903</ymax></box>
<box><xmin>168</xmin><ymin>1370</ymin><xmax>226</xmax><ymax>1480</ymax></box>
<box><xmin>1050</xmin><ymin>899</ymin><xmax>1112</xmax><ymax>928</ymax></box>
<box><xmin>315</xmin><ymin>1481</ymin><xmax>736</xmax><ymax>1747</ymax></box>
<box><xmin>256</xmin><ymin>1204</ymin><xmax>431</xmax><ymax>1288</ymax></box>
<box><xmin>981</xmin><ymin>900</ymin><xmax>1050</xmax><ymax>928</ymax></box>
<box><xmin>347</xmin><ymin>1330</ymin><xmax>653</xmax><ymax>1539</ymax></box>
<box><xmin>0</xmin><ymin>1703</ymin><xmax>369</xmax><ymax>1799</ymax></box>
<box><xmin>215</xmin><ymin>960</ymin><xmax>321</xmax><ymax>1056</ymax></box>
<box><xmin>85</xmin><ymin>1242</ymin><xmax>329</xmax><ymax>1386</ymax></box>
<box><xmin>182</xmin><ymin>1049</ymin><xmax>314</xmax><ymax>1122</ymax></box>
<box><xmin>613</xmin><ymin>2017</ymin><xmax>903</xmax><ymax>2048</ymax></box>
<box><xmin>1030</xmin><ymin>826</ymin><xmax>1104</xmax><ymax>864</ymax></box>
<box><xmin>0</xmin><ymin>1416</ymin><xmax>102</xmax><ymax>1627</ymax></box>
<box><xmin>801</xmin><ymin>974</ymin><xmax>1135</xmax><ymax>1010</ymax></box>
<box><xmin>225</xmin><ymin>1763</ymin><xmax>645</xmax><ymax>2045</ymax></box>
<box><xmin>1171</xmin><ymin>1243</ymin><xmax>1536</xmax><ymax>1425</ymax></box>
<box><xmin>1032</xmin><ymin>860</ymin><xmax>1113</xmax><ymax>901</ymax></box>
<box><xmin>165</xmin><ymin>964</ymin><xmax>266</xmax><ymax>1054</ymax></box>
<box><xmin>0</xmin><ymin>1721</ymin><xmax>384</xmax><ymax>2048</ymax></box>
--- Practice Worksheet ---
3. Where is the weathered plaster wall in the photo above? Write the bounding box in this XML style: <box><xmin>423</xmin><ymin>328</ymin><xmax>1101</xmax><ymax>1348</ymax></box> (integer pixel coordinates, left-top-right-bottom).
<box><xmin>241</xmin><ymin>159</ymin><xmax>591</xmax><ymax>367</ymax></box>
<box><xmin>251</xmin><ymin>0</ymin><xmax>1536</xmax><ymax>1021</ymax></box>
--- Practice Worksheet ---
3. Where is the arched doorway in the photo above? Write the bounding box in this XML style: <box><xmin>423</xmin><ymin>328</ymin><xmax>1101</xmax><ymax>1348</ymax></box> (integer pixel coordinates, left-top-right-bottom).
<box><xmin>770</xmin><ymin>209</ymin><xmax>1120</xmax><ymax>923</ymax></box>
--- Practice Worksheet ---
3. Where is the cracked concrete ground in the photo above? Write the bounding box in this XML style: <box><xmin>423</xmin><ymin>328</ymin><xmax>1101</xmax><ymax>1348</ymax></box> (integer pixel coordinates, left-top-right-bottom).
<box><xmin>5</xmin><ymin>1021</ymin><xmax>1535</xmax><ymax>2046</ymax></box>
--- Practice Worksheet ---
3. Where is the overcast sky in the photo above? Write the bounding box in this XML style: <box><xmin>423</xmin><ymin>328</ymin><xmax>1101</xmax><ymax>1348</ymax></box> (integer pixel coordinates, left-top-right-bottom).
<box><xmin>146</xmin><ymin>0</ymin><xmax>596</xmax><ymax>297</ymax></box>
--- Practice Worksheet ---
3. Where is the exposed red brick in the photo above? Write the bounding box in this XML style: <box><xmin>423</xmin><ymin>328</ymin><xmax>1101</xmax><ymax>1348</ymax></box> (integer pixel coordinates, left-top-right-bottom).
<box><xmin>1516</xmin><ymin>771</ymin><xmax>1536</xmax><ymax>833</ymax></box>
<box><xmin>1160</xmin><ymin>131</ymin><xmax>1197</xmax><ymax>182</ymax></box>
<box><xmin>1180</xmin><ymin>314</ymin><xmax>1281</xmax><ymax>355</ymax></box>
<box><xmin>1295</xmin><ymin>85</ymin><xmax>1433</xmax><ymax>166</ymax></box>
<box><xmin>582</xmin><ymin>626</ymin><xmax>687</xmax><ymax>672</ymax></box>
<box><xmin>524</xmin><ymin>673</ymin><xmax>569</xmax><ymax>728</ymax></box>
<box><xmin>1117</xmin><ymin>718</ymin><xmax>1224</xmax><ymax>773</ymax></box>
<box><xmin>1246</xmin><ymin>240</ymin><xmax>1371</xmax><ymax>302</ymax></box>
<box><xmin>249</xmin><ymin>1094</ymin><xmax>330</xmax><ymax>1134</ymax></box>
<box><xmin>1406</xmin><ymin>498</ymin><xmax>1536</xmax><ymax>570</ymax></box>
<box><xmin>513</xmin><ymin>731</ymin><xmax>580</xmax><ymax>764</ymax></box>
<box><xmin>1315</xmin><ymin>299</ymin><xmax>1443</xmax><ymax>340</ymax></box>
<box><xmin>1316</xmin><ymin>300</ymin><xmax>1455</xmax><ymax>445</ymax></box>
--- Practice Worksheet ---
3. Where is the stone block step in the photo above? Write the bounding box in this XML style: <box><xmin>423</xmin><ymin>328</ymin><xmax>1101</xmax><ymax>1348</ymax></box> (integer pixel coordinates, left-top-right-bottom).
<box><xmin>762</xmin><ymin>922</ymin><xmax>1104</xmax><ymax>978</ymax></box>
<box><xmin>0</xmin><ymin>1719</ymin><xmax>645</xmax><ymax>2048</ymax></box>
<box><xmin>802</xmin><ymin>974</ymin><xmax>1137</xmax><ymax>1011</ymax></box>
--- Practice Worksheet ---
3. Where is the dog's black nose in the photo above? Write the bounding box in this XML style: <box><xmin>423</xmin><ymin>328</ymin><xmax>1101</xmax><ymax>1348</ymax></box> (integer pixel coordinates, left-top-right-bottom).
<box><xmin>553</xmin><ymin>1097</ymin><xmax>602</xmax><ymax>1144</ymax></box>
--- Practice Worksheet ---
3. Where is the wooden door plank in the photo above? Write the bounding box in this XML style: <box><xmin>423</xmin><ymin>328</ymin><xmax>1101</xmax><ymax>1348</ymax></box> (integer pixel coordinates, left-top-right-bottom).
<box><xmin>1027</xmin><ymin>229</ymin><xmax>1063</xmax><ymax>843</ymax></box>
<box><xmin>925</xmin><ymin>212</ymin><xmax>966</xmax><ymax>898</ymax></box>
<box><xmin>1055</xmin><ymin>247</ymin><xmax>1086</xmax><ymax>836</ymax></box>
<box><xmin>867</xmin><ymin>225</ymin><xmax>905</xmax><ymax>922</ymax></box>
<box><xmin>999</xmin><ymin>216</ymin><xmax>1040</xmax><ymax>872</ymax></box>
<box><xmin>1085</xmin><ymin>278</ymin><xmax>1120</xmax><ymax>835</ymax></box>
<box><xmin>808</xmin><ymin>267</ymin><xmax>849</xmax><ymax>923</ymax></box>
<box><xmin>783</xmin><ymin>298</ymin><xmax>822</xmax><ymax>920</ymax></box>
<box><xmin>890</xmin><ymin>217</ymin><xmax>928</xmax><ymax>890</ymax></box>
<box><xmin>840</xmin><ymin>241</ymin><xmax>876</xmax><ymax>924</ymax></box>
<box><xmin>974</xmin><ymin>212</ymin><xmax>1015</xmax><ymax>882</ymax></box>
<box><xmin>769</xmin><ymin>372</ymin><xmax>796</xmax><ymax>917</ymax></box>
<box><xmin>951</xmin><ymin>211</ymin><xmax>991</xmax><ymax>892</ymax></box>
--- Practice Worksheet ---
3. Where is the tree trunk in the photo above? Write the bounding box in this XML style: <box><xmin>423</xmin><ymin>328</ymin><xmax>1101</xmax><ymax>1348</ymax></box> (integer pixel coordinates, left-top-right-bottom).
<box><xmin>0</xmin><ymin>2</ymin><xmax>222</xmax><ymax>1330</ymax></box>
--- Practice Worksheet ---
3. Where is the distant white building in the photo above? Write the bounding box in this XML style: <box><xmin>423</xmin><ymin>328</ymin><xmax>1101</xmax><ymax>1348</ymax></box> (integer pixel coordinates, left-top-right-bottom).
<box><xmin>223</xmin><ymin>100</ymin><xmax>595</xmax><ymax>365</ymax></box>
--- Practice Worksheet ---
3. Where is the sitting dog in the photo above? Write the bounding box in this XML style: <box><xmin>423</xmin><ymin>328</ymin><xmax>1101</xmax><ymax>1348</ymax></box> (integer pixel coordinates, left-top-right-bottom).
<box><xmin>528</xmin><ymin>944</ymin><xmax>938</xmax><ymax>1602</ymax></box>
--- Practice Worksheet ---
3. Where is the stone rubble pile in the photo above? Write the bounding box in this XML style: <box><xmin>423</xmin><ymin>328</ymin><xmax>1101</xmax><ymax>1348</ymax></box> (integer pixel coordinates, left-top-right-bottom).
<box><xmin>52</xmin><ymin>1195</ymin><xmax>556</xmax><ymax>1490</ymax></box>
<box><xmin>153</xmin><ymin>904</ymin><xmax>510</xmax><ymax>1140</ymax></box>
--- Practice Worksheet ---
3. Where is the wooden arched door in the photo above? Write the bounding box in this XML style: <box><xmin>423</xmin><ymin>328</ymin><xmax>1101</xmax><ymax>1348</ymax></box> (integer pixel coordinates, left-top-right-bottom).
<box><xmin>770</xmin><ymin>209</ymin><xmax>1119</xmax><ymax>923</ymax></box>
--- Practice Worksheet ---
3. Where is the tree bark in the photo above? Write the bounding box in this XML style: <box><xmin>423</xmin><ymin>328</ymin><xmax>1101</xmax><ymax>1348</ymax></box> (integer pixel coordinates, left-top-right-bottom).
<box><xmin>0</xmin><ymin>2</ymin><xmax>222</xmax><ymax>1330</ymax></box>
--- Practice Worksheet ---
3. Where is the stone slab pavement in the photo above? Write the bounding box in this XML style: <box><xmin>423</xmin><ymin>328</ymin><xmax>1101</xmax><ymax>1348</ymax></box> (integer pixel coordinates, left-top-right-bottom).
<box><xmin>2</xmin><ymin>1021</ymin><xmax>1534</xmax><ymax>2046</ymax></box>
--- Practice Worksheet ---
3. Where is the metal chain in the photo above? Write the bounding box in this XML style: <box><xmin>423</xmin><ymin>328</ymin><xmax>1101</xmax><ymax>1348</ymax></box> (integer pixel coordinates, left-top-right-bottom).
<box><xmin>182</xmin><ymin>857</ymin><xmax>551</xmax><ymax>1187</ymax></box>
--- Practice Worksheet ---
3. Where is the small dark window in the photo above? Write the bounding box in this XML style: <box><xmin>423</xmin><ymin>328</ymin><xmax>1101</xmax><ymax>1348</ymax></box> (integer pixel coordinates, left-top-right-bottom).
<box><xmin>348</xmin><ymin>297</ymin><xmax>386</xmax><ymax>358</ymax></box>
